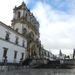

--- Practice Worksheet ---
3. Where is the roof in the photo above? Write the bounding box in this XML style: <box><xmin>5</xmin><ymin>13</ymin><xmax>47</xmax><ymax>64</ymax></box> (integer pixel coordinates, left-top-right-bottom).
<box><xmin>13</xmin><ymin>2</ymin><xmax>28</xmax><ymax>10</ymax></box>
<box><xmin>0</xmin><ymin>21</ymin><xmax>27</xmax><ymax>40</ymax></box>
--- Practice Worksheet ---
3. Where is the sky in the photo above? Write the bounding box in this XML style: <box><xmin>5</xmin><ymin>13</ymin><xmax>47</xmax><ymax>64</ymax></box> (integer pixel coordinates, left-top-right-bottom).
<box><xmin>0</xmin><ymin>0</ymin><xmax>75</xmax><ymax>55</ymax></box>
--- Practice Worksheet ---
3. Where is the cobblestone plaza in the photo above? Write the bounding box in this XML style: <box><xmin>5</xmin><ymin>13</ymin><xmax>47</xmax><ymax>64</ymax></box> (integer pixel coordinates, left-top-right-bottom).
<box><xmin>0</xmin><ymin>69</ymin><xmax>75</xmax><ymax>75</ymax></box>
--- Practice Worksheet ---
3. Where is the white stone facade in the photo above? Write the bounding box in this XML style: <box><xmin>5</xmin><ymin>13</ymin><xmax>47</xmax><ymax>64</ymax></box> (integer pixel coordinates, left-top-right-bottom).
<box><xmin>0</xmin><ymin>22</ymin><xmax>27</xmax><ymax>63</ymax></box>
<box><xmin>0</xmin><ymin>2</ymin><xmax>55</xmax><ymax>65</ymax></box>
<box><xmin>0</xmin><ymin>2</ymin><xmax>40</xmax><ymax>63</ymax></box>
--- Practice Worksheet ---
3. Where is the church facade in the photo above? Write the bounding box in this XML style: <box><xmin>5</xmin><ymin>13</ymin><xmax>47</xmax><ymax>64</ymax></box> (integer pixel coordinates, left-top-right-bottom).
<box><xmin>0</xmin><ymin>2</ymin><xmax>41</xmax><ymax>63</ymax></box>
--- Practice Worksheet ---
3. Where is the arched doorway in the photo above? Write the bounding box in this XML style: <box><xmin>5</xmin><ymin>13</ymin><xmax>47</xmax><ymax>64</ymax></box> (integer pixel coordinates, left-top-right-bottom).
<box><xmin>27</xmin><ymin>42</ymin><xmax>39</xmax><ymax>58</ymax></box>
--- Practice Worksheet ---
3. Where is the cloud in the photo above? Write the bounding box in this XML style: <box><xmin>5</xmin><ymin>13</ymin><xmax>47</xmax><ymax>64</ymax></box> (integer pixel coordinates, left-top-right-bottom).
<box><xmin>0</xmin><ymin>0</ymin><xmax>28</xmax><ymax>25</ymax></box>
<box><xmin>32</xmin><ymin>1</ymin><xmax>75</xmax><ymax>54</ymax></box>
<box><xmin>0</xmin><ymin>0</ymin><xmax>75</xmax><ymax>55</ymax></box>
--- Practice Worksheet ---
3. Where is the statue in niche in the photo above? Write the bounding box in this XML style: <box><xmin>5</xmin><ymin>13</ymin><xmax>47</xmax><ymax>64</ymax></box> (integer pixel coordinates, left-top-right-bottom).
<box><xmin>22</xmin><ymin>28</ymin><xmax>27</xmax><ymax>35</ymax></box>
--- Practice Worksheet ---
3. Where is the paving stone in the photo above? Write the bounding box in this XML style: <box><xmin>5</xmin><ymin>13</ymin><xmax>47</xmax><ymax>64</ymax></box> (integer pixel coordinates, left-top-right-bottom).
<box><xmin>0</xmin><ymin>69</ymin><xmax>75</xmax><ymax>75</ymax></box>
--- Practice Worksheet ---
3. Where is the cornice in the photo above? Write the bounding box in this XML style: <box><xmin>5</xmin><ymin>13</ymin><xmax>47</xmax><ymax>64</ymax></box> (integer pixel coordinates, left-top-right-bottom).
<box><xmin>0</xmin><ymin>21</ymin><xmax>39</xmax><ymax>45</ymax></box>
<box><xmin>0</xmin><ymin>37</ymin><xmax>27</xmax><ymax>49</ymax></box>
<box><xmin>12</xmin><ymin>18</ymin><xmax>40</xmax><ymax>36</ymax></box>
<box><xmin>0</xmin><ymin>21</ymin><xmax>28</xmax><ymax>40</ymax></box>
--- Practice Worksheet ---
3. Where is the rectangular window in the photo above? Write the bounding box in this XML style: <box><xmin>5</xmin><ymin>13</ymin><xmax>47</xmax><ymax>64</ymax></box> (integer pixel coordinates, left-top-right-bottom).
<box><xmin>14</xmin><ymin>51</ymin><xmax>17</xmax><ymax>59</ymax></box>
<box><xmin>5</xmin><ymin>31</ymin><xmax>10</xmax><ymax>41</ymax></box>
<box><xmin>5</xmin><ymin>34</ymin><xmax>9</xmax><ymax>41</ymax></box>
<box><xmin>3</xmin><ymin>47</ymin><xmax>8</xmax><ymax>58</ymax></box>
<box><xmin>22</xmin><ymin>41</ymin><xmax>25</xmax><ymax>47</ymax></box>
<box><xmin>3</xmin><ymin>50</ymin><xmax>7</xmax><ymax>57</ymax></box>
<box><xmin>15</xmin><ymin>37</ymin><xmax>19</xmax><ymax>44</ymax></box>
<box><xmin>44</xmin><ymin>51</ymin><xmax>46</xmax><ymax>55</ymax></box>
<box><xmin>22</xmin><ymin>53</ymin><xmax>24</xmax><ymax>60</ymax></box>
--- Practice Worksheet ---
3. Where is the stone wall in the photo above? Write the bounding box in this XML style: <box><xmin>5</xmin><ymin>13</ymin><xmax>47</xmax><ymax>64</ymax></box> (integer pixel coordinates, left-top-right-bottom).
<box><xmin>0</xmin><ymin>65</ymin><xmax>26</xmax><ymax>71</ymax></box>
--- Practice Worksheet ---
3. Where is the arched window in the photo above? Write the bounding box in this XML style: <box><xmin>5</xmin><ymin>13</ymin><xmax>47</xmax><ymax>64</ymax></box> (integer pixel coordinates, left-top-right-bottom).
<box><xmin>25</xmin><ymin>13</ymin><xmax>27</xmax><ymax>20</ymax></box>
<box><xmin>26</xmin><ymin>13</ymin><xmax>27</xmax><ymax>17</ymax></box>
<box><xmin>18</xmin><ymin>12</ymin><xmax>20</xmax><ymax>18</ymax></box>
<box><xmin>16</xmin><ymin>28</ymin><xmax>18</xmax><ymax>32</ymax></box>
<box><xmin>29</xmin><ymin>32</ymin><xmax>34</xmax><ymax>39</ymax></box>
<box><xmin>22</xmin><ymin>28</ymin><xmax>27</xmax><ymax>35</ymax></box>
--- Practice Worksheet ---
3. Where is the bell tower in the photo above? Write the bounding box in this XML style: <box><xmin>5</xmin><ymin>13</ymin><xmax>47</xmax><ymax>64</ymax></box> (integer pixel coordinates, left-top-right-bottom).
<box><xmin>11</xmin><ymin>2</ymin><xmax>30</xmax><ymax>34</ymax></box>
<box><xmin>11</xmin><ymin>1</ymin><xmax>40</xmax><ymax>41</ymax></box>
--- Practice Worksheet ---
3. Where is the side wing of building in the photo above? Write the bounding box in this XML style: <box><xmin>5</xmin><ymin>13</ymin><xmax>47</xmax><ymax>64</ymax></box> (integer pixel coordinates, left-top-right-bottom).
<box><xmin>0</xmin><ymin>22</ymin><xmax>27</xmax><ymax>63</ymax></box>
